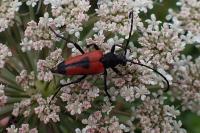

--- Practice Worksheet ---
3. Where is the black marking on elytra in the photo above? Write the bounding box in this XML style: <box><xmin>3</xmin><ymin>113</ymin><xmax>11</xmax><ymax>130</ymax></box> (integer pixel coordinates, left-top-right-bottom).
<box><xmin>53</xmin><ymin>57</ymin><xmax>90</xmax><ymax>75</ymax></box>
<box><xmin>66</xmin><ymin>57</ymin><xmax>90</xmax><ymax>69</ymax></box>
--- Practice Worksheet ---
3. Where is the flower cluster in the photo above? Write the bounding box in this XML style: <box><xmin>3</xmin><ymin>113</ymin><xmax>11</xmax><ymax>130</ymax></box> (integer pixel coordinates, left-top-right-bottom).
<box><xmin>94</xmin><ymin>0</ymin><xmax>152</xmax><ymax>35</ymax></box>
<box><xmin>135</xmin><ymin>97</ymin><xmax>186</xmax><ymax>133</ymax></box>
<box><xmin>44</xmin><ymin>0</ymin><xmax>91</xmax><ymax>38</ymax></box>
<box><xmin>60</xmin><ymin>81</ymin><xmax>100</xmax><ymax>115</ymax></box>
<box><xmin>120</xmin><ymin>85</ymin><xmax>149</xmax><ymax>102</ymax></box>
<box><xmin>107</xmin><ymin>64</ymin><xmax>164</xmax><ymax>102</ymax></box>
<box><xmin>34</xmin><ymin>95</ymin><xmax>60</xmax><ymax>124</ymax></box>
<box><xmin>0</xmin><ymin>0</ymin><xmax>21</xmax><ymax>32</ymax></box>
<box><xmin>76</xmin><ymin>111</ymin><xmax>129</xmax><ymax>133</ymax></box>
<box><xmin>6</xmin><ymin>124</ymin><xmax>38</xmax><ymax>133</ymax></box>
<box><xmin>0</xmin><ymin>84</ymin><xmax>7</xmax><ymax>106</ymax></box>
<box><xmin>37</xmin><ymin>48</ymin><xmax>63</xmax><ymax>81</ymax></box>
<box><xmin>138</xmin><ymin>15</ymin><xmax>186</xmax><ymax>70</ymax></box>
<box><xmin>0</xmin><ymin>43</ymin><xmax>12</xmax><ymax>68</ymax></box>
<box><xmin>167</xmin><ymin>0</ymin><xmax>200</xmax><ymax>43</ymax></box>
<box><xmin>26</xmin><ymin>0</ymin><xmax>39</xmax><ymax>7</ymax></box>
<box><xmin>12</xmin><ymin>98</ymin><xmax>32</xmax><ymax>117</ymax></box>
<box><xmin>20</xmin><ymin>19</ymin><xmax>53</xmax><ymax>52</ymax></box>
<box><xmin>170</xmin><ymin>56</ymin><xmax>200</xmax><ymax>114</ymax></box>
<box><xmin>86</xmin><ymin>33</ymin><xmax>111</xmax><ymax>51</ymax></box>
<box><xmin>12</xmin><ymin>94</ymin><xmax>60</xmax><ymax>124</ymax></box>
<box><xmin>16</xmin><ymin>70</ymin><xmax>35</xmax><ymax>90</ymax></box>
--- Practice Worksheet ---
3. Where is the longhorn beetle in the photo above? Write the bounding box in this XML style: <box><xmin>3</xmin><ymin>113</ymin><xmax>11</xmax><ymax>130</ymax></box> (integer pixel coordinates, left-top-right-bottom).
<box><xmin>49</xmin><ymin>11</ymin><xmax>169</xmax><ymax>103</ymax></box>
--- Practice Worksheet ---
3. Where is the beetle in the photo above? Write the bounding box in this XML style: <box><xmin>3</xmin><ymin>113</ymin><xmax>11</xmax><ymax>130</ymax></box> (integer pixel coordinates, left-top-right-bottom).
<box><xmin>49</xmin><ymin>11</ymin><xmax>169</xmax><ymax>103</ymax></box>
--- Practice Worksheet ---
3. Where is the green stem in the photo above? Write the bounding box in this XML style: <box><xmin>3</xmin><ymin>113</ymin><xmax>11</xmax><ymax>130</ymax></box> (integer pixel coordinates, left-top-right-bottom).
<box><xmin>81</xmin><ymin>29</ymin><xmax>95</xmax><ymax>46</ymax></box>
<box><xmin>6</xmin><ymin>84</ymin><xmax>24</xmax><ymax>92</ymax></box>
<box><xmin>29</xmin><ymin>6</ymin><xmax>35</xmax><ymax>20</ymax></box>
<box><xmin>5</xmin><ymin>61</ymin><xmax>20</xmax><ymax>76</ymax></box>
<box><xmin>36</xmin><ymin>0</ymin><xmax>43</xmax><ymax>14</ymax></box>
<box><xmin>0</xmin><ymin>74</ymin><xmax>19</xmax><ymax>88</ymax></box>
<box><xmin>5</xmin><ymin>29</ymin><xmax>31</xmax><ymax>71</ymax></box>
<box><xmin>111</xmin><ymin>109</ymin><xmax>131</xmax><ymax>116</ymax></box>
<box><xmin>13</xmin><ymin>23</ymin><xmax>35</xmax><ymax>72</ymax></box>
<box><xmin>80</xmin><ymin>15</ymin><xmax>98</xmax><ymax>45</ymax></box>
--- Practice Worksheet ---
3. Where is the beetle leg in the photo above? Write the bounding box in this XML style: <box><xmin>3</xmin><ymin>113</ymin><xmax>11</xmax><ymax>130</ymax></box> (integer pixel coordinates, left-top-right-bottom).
<box><xmin>49</xmin><ymin>27</ymin><xmax>85</xmax><ymax>54</ymax></box>
<box><xmin>49</xmin><ymin>75</ymin><xmax>87</xmax><ymax>104</ymax></box>
<box><xmin>86</xmin><ymin>43</ymin><xmax>100</xmax><ymax>50</ymax></box>
<box><xmin>103</xmin><ymin>70</ymin><xmax>112</xmax><ymax>102</ymax></box>
<box><xmin>111</xmin><ymin>44</ymin><xmax>116</xmax><ymax>53</ymax></box>
<box><xmin>111</xmin><ymin>67</ymin><xmax>122</xmax><ymax>76</ymax></box>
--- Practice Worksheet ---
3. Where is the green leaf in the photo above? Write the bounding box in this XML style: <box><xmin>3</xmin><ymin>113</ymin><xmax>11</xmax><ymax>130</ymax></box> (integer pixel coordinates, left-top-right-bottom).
<box><xmin>181</xmin><ymin>112</ymin><xmax>200</xmax><ymax>133</ymax></box>
<box><xmin>0</xmin><ymin>105</ymin><xmax>13</xmax><ymax>116</ymax></box>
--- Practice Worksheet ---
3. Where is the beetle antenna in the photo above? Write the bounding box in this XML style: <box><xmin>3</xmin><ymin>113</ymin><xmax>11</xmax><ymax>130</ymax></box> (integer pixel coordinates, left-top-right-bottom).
<box><xmin>49</xmin><ymin>75</ymin><xmax>86</xmax><ymax>105</ymax></box>
<box><xmin>49</xmin><ymin>84</ymin><xmax>63</xmax><ymax>105</ymax></box>
<box><xmin>126</xmin><ymin>59</ymin><xmax>170</xmax><ymax>92</ymax></box>
<box><xmin>49</xmin><ymin>27</ymin><xmax>85</xmax><ymax>54</ymax></box>
<box><xmin>124</xmin><ymin>11</ymin><xmax>134</xmax><ymax>56</ymax></box>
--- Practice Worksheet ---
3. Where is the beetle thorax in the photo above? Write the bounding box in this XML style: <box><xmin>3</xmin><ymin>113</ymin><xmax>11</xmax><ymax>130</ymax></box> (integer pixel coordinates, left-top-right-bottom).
<box><xmin>101</xmin><ymin>52</ymin><xmax>126</xmax><ymax>68</ymax></box>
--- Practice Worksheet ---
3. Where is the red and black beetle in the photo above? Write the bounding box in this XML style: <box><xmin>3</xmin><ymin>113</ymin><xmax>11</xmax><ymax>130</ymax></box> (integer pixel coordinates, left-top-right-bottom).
<box><xmin>50</xmin><ymin>12</ymin><xmax>169</xmax><ymax>102</ymax></box>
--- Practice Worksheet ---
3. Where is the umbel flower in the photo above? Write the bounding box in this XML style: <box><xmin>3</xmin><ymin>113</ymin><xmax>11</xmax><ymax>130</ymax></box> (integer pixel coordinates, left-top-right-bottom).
<box><xmin>167</xmin><ymin>0</ymin><xmax>200</xmax><ymax>44</ymax></box>
<box><xmin>0</xmin><ymin>0</ymin><xmax>199</xmax><ymax>132</ymax></box>
<box><xmin>0</xmin><ymin>0</ymin><xmax>22</xmax><ymax>32</ymax></box>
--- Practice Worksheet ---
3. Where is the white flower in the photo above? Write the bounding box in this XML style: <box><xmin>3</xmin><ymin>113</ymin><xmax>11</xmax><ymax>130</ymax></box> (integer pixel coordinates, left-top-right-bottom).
<box><xmin>26</xmin><ymin>0</ymin><xmax>39</xmax><ymax>7</ymax></box>
<box><xmin>0</xmin><ymin>19</ymin><xmax>9</xmax><ymax>32</ymax></box>
<box><xmin>134</xmin><ymin>85</ymin><xmax>150</xmax><ymax>100</ymax></box>
<box><xmin>66</xmin><ymin>101</ymin><xmax>83</xmax><ymax>115</ymax></box>
<box><xmin>7</xmin><ymin>123</ymin><xmax>38</xmax><ymax>133</ymax></box>
<box><xmin>54</xmin><ymin>15</ymin><xmax>65</xmax><ymax>27</ymax></box>
<box><xmin>11</xmin><ymin>0</ymin><xmax>22</xmax><ymax>11</ymax></box>
<box><xmin>16</xmin><ymin>70</ymin><xmax>35</xmax><ymax>90</ymax></box>
<box><xmin>120</xmin><ymin>86</ymin><xmax>135</xmax><ymax>102</ymax></box>
<box><xmin>39</xmin><ymin>12</ymin><xmax>53</xmax><ymax>27</ymax></box>
<box><xmin>0</xmin><ymin>43</ymin><xmax>12</xmax><ymax>68</ymax></box>
<box><xmin>0</xmin><ymin>84</ymin><xmax>7</xmax><ymax>106</ymax></box>
<box><xmin>168</xmin><ymin>0</ymin><xmax>200</xmax><ymax>47</ymax></box>
<box><xmin>6</xmin><ymin>125</ymin><xmax>18</xmax><ymax>133</ymax></box>
<box><xmin>87</xmin><ymin>87</ymin><xmax>99</xmax><ymax>98</ymax></box>
<box><xmin>37</xmin><ymin>49</ymin><xmax>63</xmax><ymax>82</ymax></box>
<box><xmin>34</xmin><ymin>96</ymin><xmax>60</xmax><ymax>124</ymax></box>
<box><xmin>45</xmin><ymin>0</ymin><xmax>62</xmax><ymax>8</ymax></box>
<box><xmin>0</xmin><ymin>0</ymin><xmax>21</xmax><ymax>32</ymax></box>
<box><xmin>145</xmin><ymin>14</ymin><xmax>161</xmax><ymax>31</ymax></box>
<box><xmin>20</xmin><ymin>38</ymin><xmax>33</xmax><ymax>52</ymax></box>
